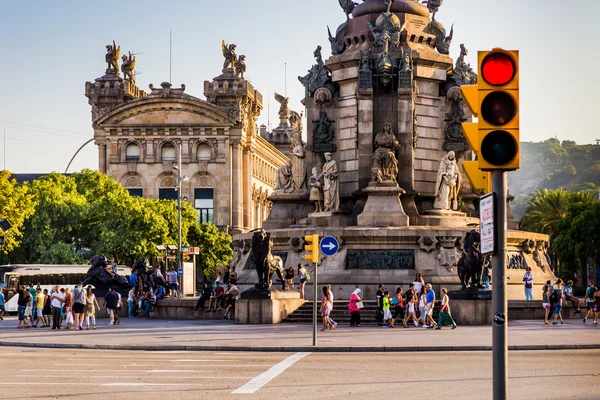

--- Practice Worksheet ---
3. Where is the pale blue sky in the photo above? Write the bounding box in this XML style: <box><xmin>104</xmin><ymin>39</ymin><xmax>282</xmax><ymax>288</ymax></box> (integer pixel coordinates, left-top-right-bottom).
<box><xmin>1</xmin><ymin>0</ymin><xmax>598</xmax><ymax>173</ymax></box>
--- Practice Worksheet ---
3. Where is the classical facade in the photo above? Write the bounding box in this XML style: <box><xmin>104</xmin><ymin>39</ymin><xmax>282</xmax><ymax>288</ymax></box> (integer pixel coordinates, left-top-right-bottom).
<box><xmin>85</xmin><ymin>42</ymin><xmax>288</xmax><ymax>233</ymax></box>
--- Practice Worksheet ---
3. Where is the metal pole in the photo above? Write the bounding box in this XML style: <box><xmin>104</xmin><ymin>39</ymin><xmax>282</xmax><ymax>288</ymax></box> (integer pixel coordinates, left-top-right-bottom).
<box><xmin>3</xmin><ymin>128</ymin><xmax>5</xmax><ymax>170</ymax></box>
<box><xmin>177</xmin><ymin>143</ymin><xmax>182</xmax><ymax>298</ymax></box>
<box><xmin>65</xmin><ymin>138</ymin><xmax>95</xmax><ymax>173</ymax></box>
<box><xmin>492</xmin><ymin>170</ymin><xmax>508</xmax><ymax>399</ymax></box>
<box><xmin>312</xmin><ymin>262</ymin><xmax>318</xmax><ymax>347</ymax></box>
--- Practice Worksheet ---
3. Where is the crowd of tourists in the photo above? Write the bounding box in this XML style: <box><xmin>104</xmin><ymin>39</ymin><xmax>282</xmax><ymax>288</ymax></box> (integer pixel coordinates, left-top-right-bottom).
<box><xmin>523</xmin><ymin>267</ymin><xmax>600</xmax><ymax>325</ymax></box>
<box><xmin>317</xmin><ymin>273</ymin><xmax>457</xmax><ymax>331</ymax></box>
<box><xmin>193</xmin><ymin>267</ymin><xmax>239</xmax><ymax>320</ymax></box>
<box><xmin>9</xmin><ymin>283</ymin><xmax>119</xmax><ymax>330</ymax></box>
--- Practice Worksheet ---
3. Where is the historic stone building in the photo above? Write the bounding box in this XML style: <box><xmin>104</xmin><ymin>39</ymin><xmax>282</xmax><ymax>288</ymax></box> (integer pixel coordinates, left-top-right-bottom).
<box><xmin>84</xmin><ymin>42</ymin><xmax>288</xmax><ymax>233</ymax></box>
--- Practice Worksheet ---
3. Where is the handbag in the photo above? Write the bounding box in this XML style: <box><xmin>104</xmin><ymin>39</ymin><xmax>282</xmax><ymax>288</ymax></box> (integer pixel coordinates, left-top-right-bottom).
<box><xmin>525</xmin><ymin>283</ymin><xmax>532</xmax><ymax>289</ymax></box>
<box><xmin>356</xmin><ymin>301</ymin><xmax>364</xmax><ymax>309</ymax></box>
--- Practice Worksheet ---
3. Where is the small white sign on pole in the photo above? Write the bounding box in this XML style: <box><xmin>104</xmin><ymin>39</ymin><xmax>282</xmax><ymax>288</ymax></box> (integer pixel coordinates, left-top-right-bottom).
<box><xmin>480</xmin><ymin>193</ymin><xmax>496</xmax><ymax>256</ymax></box>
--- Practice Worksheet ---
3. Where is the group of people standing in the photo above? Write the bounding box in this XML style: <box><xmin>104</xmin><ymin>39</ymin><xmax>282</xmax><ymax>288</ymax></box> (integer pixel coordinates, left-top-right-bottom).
<box><xmin>371</xmin><ymin>274</ymin><xmax>457</xmax><ymax>330</ymax></box>
<box><xmin>11</xmin><ymin>284</ymin><xmax>107</xmax><ymax>330</ymax></box>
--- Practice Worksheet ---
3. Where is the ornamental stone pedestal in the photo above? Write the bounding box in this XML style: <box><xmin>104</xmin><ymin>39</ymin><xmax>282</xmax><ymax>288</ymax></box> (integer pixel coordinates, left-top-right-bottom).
<box><xmin>357</xmin><ymin>182</ymin><xmax>409</xmax><ymax>226</ymax></box>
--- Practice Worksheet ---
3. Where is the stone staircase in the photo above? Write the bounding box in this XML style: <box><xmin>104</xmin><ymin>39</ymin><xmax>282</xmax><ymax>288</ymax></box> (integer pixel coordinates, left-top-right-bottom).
<box><xmin>282</xmin><ymin>300</ymin><xmax>440</xmax><ymax>324</ymax></box>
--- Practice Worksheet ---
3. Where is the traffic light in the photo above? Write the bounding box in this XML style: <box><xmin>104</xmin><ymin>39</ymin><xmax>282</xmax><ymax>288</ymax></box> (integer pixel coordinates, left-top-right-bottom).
<box><xmin>461</xmin><ymin>48</ymin><xmax>520</xmax><ymax>172</ymax></box>
<box><xmin>304</xmin><ymin>234</ymin><xmax>319</xmax><ymax>263</ymax></box>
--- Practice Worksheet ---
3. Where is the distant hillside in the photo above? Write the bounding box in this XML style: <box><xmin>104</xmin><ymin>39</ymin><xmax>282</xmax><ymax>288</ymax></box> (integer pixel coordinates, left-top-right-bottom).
<box><xmin>507</xmin><ymin>139</ymin><xmax>600</xmax><ymax>218</ymax></box>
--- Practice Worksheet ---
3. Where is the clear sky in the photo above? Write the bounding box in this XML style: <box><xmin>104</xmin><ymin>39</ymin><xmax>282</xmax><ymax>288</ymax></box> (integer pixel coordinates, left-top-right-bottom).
<box><xmin>1</xmin><ymin>0</ymin><xmax>598</xmax><ymax>173</ymax></box>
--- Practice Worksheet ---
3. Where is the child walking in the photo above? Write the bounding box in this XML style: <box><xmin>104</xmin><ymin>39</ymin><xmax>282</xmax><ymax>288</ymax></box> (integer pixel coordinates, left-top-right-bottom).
<box><xmin>382</xmin><ymin>291</ymin><xmax>392</xmax><ymax>327</ymax></box>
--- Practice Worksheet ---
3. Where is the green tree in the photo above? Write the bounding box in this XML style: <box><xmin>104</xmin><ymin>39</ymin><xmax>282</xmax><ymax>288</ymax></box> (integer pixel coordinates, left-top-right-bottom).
<box><xmin>187</xmin><ymin>223</ymin><xmax>233</xmax><ymax>280</ymax></box>
<box><xmin>0</xmin><ymin>171</ymin><xmax>37</xmax><ymax>257</ymax></box>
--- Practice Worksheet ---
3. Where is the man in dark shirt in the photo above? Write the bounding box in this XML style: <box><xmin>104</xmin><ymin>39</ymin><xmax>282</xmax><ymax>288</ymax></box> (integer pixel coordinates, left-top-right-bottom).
<box><xmin>376</xmin><ymin>284</ymin><xmax>385</xmax><ymax>326</ymax></box>
<box><xmin>103</xmin><ymin>287</ymin><xmax>120</xmax><ymax>326</ymax></box>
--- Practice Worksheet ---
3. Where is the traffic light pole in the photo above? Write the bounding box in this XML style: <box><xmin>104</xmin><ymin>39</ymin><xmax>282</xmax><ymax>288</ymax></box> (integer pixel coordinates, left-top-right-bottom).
<box><xmin>312</xmin><ymin>261</ymin><xmax>318</xmax><ymax>347</ymax></box>
<box><xmin>492</xmin><ymin>170</ymin><xmax>508</xmax><ymax>400</ymax></box>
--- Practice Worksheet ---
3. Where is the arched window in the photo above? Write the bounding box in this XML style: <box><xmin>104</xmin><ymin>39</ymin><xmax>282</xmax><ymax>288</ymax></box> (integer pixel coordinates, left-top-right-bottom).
<box><xmin>122</xmin><ymin>175</ymin><xmax>143</xmax><ymax>197</ymax></box>
<box><xmin>125</xmin><ymin>143</ymin><xmax>140</xmax><ymax>162</ymax></box>
<box><xmin>161</xmin><ymin>143</ymin><xmax>176</xmax><ymax>161</ymax></box>
<box><xmin>196</xmin><ymin>143</ymin><xmax>212</xmax><ymax>161</ymax></box>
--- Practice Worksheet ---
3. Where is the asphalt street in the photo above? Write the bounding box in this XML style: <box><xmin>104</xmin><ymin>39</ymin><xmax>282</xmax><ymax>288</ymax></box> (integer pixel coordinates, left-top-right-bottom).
<box><xmin>0</xmin><ymin>347</ymin><xmax>598</xmax><ymax>400</ymax></box>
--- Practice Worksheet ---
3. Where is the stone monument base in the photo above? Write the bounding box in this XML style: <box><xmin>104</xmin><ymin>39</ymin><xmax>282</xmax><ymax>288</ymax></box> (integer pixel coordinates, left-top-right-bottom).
<box><xmin>357</xmin><ymin>183</ymin><xmax>409</xmax><ymax>226</ymax></box>
<box><xmin>308</xmin><ymin>210</ymin><xmax>353</xmax><ymax>227</ymax></box>
<box><xmin>262</xmin><ymin>193</ymin><xmax>311</xmax><ymax>230</ymax></box>
<box><xmin>423</xmin><ymin>209</ymin><xmax>466</xmax><ymax>217</ymax></box>
<box><xmin>236</xmin><ymin>290</ymin><xmax>305</xmax><ymax>324</ymax></box>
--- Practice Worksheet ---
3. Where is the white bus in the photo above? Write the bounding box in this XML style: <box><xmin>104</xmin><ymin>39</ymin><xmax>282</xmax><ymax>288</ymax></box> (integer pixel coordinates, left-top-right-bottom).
<box><xmin>0</xmin><ymin>264</ymin><xmax>128</xmax><ymax>313</ymax></box>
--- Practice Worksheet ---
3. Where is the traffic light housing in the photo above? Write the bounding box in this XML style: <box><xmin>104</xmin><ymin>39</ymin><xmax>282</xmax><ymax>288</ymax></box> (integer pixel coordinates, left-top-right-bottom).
<box><xmin>304</xmin><ymin>234</ymin><xmax>319</xmax><ymax>263</ymax></box>
<box><xmin>461</xmin><ymin>48</ymin><xmax>520</xmax><ymax>172</ymax></box>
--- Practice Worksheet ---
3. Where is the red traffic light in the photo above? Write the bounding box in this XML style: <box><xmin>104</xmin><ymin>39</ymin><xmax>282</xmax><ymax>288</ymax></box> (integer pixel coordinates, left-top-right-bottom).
<box><xmin>481</xmin><ymin>52</ymin><xmax>516</xmax><ymax>86</ymax></box>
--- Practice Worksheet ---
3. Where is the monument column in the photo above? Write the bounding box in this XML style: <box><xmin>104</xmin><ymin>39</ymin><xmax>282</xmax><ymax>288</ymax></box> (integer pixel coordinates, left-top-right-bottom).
<box><xmin>242</xmin><ymin>145</ymin><xmax>253</xmax><ymax>230</ymax></box>
<box><xmin>230</xmin><ymin>139</ymin><xmax>243</xmax><ymax>233</ymax></box>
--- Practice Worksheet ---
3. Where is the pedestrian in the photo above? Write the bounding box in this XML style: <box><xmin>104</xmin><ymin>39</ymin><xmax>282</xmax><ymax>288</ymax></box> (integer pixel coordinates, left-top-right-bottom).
<box><xmin>320</xmin><ymin>286</ymin><xmax>333</xmax><ymax>331</ymax></box>
<box><xmin>413</xmin><ymin>273</ymin><xmax>425</xmax><ymax>296</ymax></box>
<box><xmin>194</xmin><ymin>283</ymin><xmax>211</xmax><ymax>311</ymax></box>
<box><xmin>114</xmin><ymin>289</ymin><xmax>122</xmax><ymax>325</ymax></box>
<box><xmin>592</xmin><ymin>287</ymin><xmax>600</xmax><ymax>325</ymax></box>
<box><xmin>208</xmin><ymin>283</ymin><xmax>225</xmax><ymax>312</ymax></box>
<box><xmin>481</xmin><ymin>258</ymin><xmax>491</xmax><ymax>290</ymax></box>
<box><xmin>376</xmin><ymin>284</ymin><xmax>385</xmax><ymax>326</ymax></box>
<box><xmin>42</xmin><ymin>289</ymin><xmax>52</xmax><ymax>327</ymax></box>
<box><xmin>523</xmin><ymin>267</ymin><xmax>534</xmax><ymax>300</ymax></box>
<box><xmin>229</xmin><ymin>266</ymin><xmax>238</xmax><ymax>285</ymax></box>
<box><xmin>24</xmin><ymin>291</ymin><xmax>34</xmax><ymax>327</ymax></box>
<box><xmin>103</xmin><ymin>286</ymin><xmax>119</xmax><ymax>326</ymax></box>
<box><xmin>552</xmin><ymin>286</ymin><xmax>565</xmax><ymax>325</ymax></box>
<box><xmin>382</xmin><ymin>291</ymin><xmax>392</xmax><ymax>327</ymax></box>
<box><xmin>28</xmin><ymin>284</ymin><xmax>37</xmax><ymax>322</ymax></box>
<box><xmin>0</xmin><ymin>288</ymin><xmax>5</xmax><ymax>320</ymax></box>
<box><xmin>583</xmin><ymin>281</ymin><xmax>597</xmax><ymax>323</ymax></box>
<box><xmin>542</xmin><ymin>284</ymin><xmax>551</xmax><ymax>324</ymax></box>
<box><xmin>84</xmin><ymin>285</ymin><xmax>100</xmax><ymax>329</ymax></box>
<box><xmin>326</xmin><ymin>284</ymin><xmax>337</xmax><ymax>329</ymax></box>
<box><xmin>424</xmin><ymin>283</ymin><xmax>437</xmax><ymax>329</ymax></box>
<box><xmin>403</xmin><ymin>288</ymin><xmax>419</xmax><ymax>327</ymax></box>
<box><xmin>435</xmin><ymin>288</ymin><xmax>457</xmax><ymax>329</ymax></box>
<box><xmin>285</xmin><ymin>266</ymin><xmax>295</xmax><ymax>290</ymax></box>
<box><xmin>64</xmin><ymin>287</ymin><xmax>73</xmax><ymax>329</ymax></box>
<box><xmin>33</xmin><ymin>288</ymin><xmax>46</xmax><ymax>327</ymax></box>
<box><xmin>390</xmin><ymin>288</ymin><xmax>405</xmax><ymax>328</ymax></box>
<box><xmin>143</xmin><ymin>286</ymin><xmax>153</xmax><ymax>318</ymax></box>
<box><xmin>298</xmin><ymin>264</ymin><xmax>308</xmax><ymax>299</ymax></box>
<box><xmin>563</xmin><ymin>280</ymin><xmax>581</xmax><ymax>314</ymax></box>
<box><xmin>417</xmin><ymin>288</ymin><xmax>426</xmax><ymax>326</ymax></box>
<box><xmin>127</xmin><ymin>286</ymin><xmax>136</xmax><ymax>318</ymax></box>
<box><xmin>549</xmin><ymin>279</ymin><xmax>563</xmax><ymax>320</ymax></box>
<box><xmin>223</xmin><ymin>281</ymin><xmax>239</xmax><ymax>320</ymax></box>
<box><xmin>50</xmin><ymin>286</ymin><xmax>64</xmax><ymax>330</ymax></box>
<box><xmin>348</xmin><ymin>288</ymin><xmax>362</xmax><ymax>327</ymax></box>
<box><xmin>168</xmin><ymin>269</ymin><xmax>179</xmax><ymax>298</ymax></box>
<box><xmin>73</xmin><ymin>285</ymin><xmax>86</xmax><ymax>330</ymax></box>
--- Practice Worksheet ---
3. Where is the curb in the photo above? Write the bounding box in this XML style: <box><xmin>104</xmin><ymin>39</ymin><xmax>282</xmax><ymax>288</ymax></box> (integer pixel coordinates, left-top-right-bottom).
<box><xmin>0</xmin><ymin>341</ymin><xmax>598</xmax><ymax>353</ymax></box>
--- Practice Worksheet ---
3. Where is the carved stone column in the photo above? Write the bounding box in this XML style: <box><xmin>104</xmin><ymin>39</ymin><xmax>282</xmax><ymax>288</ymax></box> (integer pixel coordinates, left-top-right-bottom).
<box><xmin>97</xmin><ymin>141</ymin><xmax>108</xmax><ymax>174</ymax></box>
<box><xmin>230</xmin><ymin>139</ymin><xmax>243</xmax><ymax>233</ymax></box>
<box><xmin>242</xmin><ymin>145</ymin><xmax>252</xmax><ymax>231</ymax></box>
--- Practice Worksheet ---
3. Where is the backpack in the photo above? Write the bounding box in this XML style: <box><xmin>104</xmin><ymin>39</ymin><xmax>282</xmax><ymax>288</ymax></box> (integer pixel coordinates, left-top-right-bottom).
<box><xmin>550</xmin><ymin>289</ymin><xmax>561</xmax><ymax>302</ymax></box>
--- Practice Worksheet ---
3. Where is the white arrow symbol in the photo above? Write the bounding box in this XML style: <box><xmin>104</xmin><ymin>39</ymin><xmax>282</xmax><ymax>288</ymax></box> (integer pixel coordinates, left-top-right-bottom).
<box><xmin>323</xmin><ymin>242</ymin><xmax>336</xmax><ymax>250</ymax></box>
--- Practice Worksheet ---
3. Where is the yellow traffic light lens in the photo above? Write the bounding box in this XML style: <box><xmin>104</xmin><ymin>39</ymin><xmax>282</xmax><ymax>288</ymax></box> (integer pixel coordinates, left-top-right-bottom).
<box><xmin>481</xmin><ymin>53</ymin><xmax>516</xmax><ymax>86</ymax></box>
<box><xmin>481</xmin><ymin>92</ymin><xmax>517</xmax><ymax>126</ymax></box>
<box><xmin>481</xmin><ymin>130</ymin><xmax>518</xmax><ymax>166</ymax></box>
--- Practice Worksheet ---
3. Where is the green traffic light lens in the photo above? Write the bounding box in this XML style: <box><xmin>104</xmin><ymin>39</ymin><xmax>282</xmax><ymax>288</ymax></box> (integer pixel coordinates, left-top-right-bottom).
<box><xmin>481</xmin><ymin>130</ymin><xmax>518</xmax><ymax>166</ymax></box>
<box><xmin>481</xmin><ymin>91</ymin><xmax>517</xmax><ymax>126</ymax></box>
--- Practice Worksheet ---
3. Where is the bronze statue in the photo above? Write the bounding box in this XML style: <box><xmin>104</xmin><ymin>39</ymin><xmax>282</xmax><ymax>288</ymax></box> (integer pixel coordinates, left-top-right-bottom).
<box><xmin>251</xmin><ymin>229</ymin><xmax>285</xmax><ymax>290</ymax></box>
<box><xmin>105</xmin><ymin>40</ymin><xmax>121</xmax><ymax>74</ymax></box>
<box><xmin>221</xmin><ymin>40</ymin><xmax>237</xmax><ymax>74</ymax></box>
<box><xmin>328</xmin><ymin>23</ymin><xmax>348</xmax><ymax>56</ymax></box>
<box><xmin>424</xmin><ymin>0</ymin><xmax>443</xmax><ymax>18</ymax></box>
<box><xmin>367</xmin><ymin>0</ymin><xmax>406</xmax><ymax>48</ymax></box>
<box><xmin>274</xmin><ymin>93</ymin><xmax>290</xmax><ymax>128</ymax></box>
<box><xmin>235</xmin><ymin>55</ymin><xmax>246</xmax><ymax>79</ymax></box>
<box><xmin>121</xmin><ymin>51</ymin><xmax>136</xmax><ymax>84</ymax></box>
<box><xmin>430</xmin><ymin>18</ymin><xmax>453</xmax><ymax>55</ymax></box>
<box><xmin>338</xmin><ymin>0</ymin><xmax>358</xmax><ymax>20</ymax></box>
<box><xmin>371</xmin><ymin>119</ymin><xmax>400</xmax><ymax>183</ymax></box>
<box><xmin>298</xmin><ymin>46</ymin><xmax>336</xmax><ymax>98</ymax></box>
<box><xmin>453</xmin><ymin>44</ymin><xmax>478</xmax><ymax>85</ymax></box>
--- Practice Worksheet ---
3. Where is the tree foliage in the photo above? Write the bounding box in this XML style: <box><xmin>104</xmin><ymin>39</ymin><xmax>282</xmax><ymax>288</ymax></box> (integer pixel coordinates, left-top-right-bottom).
<box><xmin>5</xmin><ymin>169</ymin><xmax>223</xmax><ymax>266</ymax></box>
<box><xmin>0</xmin><ymin>171</ymin><xmax>37</xmax><ymax>254</ymax></box>
<box><xmin>509</xmin><ymin>140</ymin><xmax>600</xmax><ymax>218</ymax></box>
<box><xmin>187</xmin><ymin>222</ymin><xmax>233</xmax><ymax>280</ymax></box>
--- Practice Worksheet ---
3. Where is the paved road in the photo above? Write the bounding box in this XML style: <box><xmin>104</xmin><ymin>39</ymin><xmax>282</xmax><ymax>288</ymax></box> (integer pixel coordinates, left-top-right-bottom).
<box><xmin>0</xmin><ymin>317</ymin><xmax>598</xmax><ymax>351</ymax></box>
<box><xmin>0</xmin><ymin>347</ymin><xmax>598</xmax><ymax>400</ymax></box>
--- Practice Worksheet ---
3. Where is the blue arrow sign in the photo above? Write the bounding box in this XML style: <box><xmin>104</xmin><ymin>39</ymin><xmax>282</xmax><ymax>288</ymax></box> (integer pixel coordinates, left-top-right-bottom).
<box><xmin>319</xmin><ymin>236</ymin><xmax>339</xmax><ymax>257</ymax></box>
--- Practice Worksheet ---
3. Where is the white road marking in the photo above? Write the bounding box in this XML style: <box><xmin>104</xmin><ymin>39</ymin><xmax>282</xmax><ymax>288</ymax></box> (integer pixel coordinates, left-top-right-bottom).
<box><xmin>232</xmin><ymin>352</ymin><xmax>310</xmax><ymax>394</ymax></box>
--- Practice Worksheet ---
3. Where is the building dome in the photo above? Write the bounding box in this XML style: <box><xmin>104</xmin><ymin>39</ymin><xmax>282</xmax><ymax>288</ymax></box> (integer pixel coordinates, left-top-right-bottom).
<box><xmin>352</xmin><ymin>0</ymin><xmax>430</xmax><ymax>19</ymax></box>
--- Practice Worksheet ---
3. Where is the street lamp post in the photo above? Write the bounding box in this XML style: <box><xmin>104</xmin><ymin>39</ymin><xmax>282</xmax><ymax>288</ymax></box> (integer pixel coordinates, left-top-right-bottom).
<box><xmin>177</xmin><ymin>143</ymin><xmax>182</xmax><ymax>298</ymax></box>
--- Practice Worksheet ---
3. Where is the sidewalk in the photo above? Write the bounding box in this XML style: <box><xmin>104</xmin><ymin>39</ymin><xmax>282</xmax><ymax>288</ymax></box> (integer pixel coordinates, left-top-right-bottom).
<box><xmin>0</xmin><ymin>317</ymin><xmax>598</xmax><ymax>352</ymax></box>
